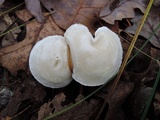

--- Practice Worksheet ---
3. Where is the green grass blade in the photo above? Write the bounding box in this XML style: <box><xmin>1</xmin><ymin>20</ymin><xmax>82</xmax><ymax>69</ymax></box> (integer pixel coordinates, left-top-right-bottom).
<box><xmin>43</xmin><ymin>76</ymin><xmax>113</xmax><ymax>120</ymax></box>
<box><xmin>127</xmin><ymin>22</ymin><xmax>160</xmax><ymax>65</ymax></box>
<box><xmin>43</xmin><ymin>8</ymin><xmax>160</xmax><ymax>120</ymax></box>
<box><xmin>0</xmin><ymin>2</ymin><xmax>24</xmax><ymax>16</ymax></box>
<box><xmin>141</xmin><ymin>68</ymin><xmax>160</xmax><ymax>120</ymax></box>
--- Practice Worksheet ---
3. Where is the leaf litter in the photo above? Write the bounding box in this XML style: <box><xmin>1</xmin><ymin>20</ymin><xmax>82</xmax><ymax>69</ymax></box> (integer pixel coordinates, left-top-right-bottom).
<box><xmin>0</xmin><ymin>0</ymin><xmax>160</xmax><ymax>120</ymax></box>
<box><xmin>0</xmin><ymin>9</ymin><xmax>64</xmax><ymax>75</ymax></box>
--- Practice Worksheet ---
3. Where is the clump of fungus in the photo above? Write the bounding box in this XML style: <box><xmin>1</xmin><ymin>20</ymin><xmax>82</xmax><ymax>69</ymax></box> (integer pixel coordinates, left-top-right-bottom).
<box><xmin>29</xmin><ymin>24</ymin><xmax>123</xmax><ymax>88</ymax></box>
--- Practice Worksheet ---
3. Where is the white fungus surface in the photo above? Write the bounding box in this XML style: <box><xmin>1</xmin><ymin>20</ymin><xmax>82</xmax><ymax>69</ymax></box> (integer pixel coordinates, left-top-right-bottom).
<box><xmin>29</xmin><ymin>35</ymin><xmax>72</xmax><ymax>88</ymax></box>
<box><xmin>64</xmin><ymin>24</ymin><xmax>123</xmax><ymax>86</ymax></box>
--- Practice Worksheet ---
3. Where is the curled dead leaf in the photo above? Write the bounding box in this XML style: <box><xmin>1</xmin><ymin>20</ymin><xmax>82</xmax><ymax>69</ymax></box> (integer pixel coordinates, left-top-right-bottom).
<box><xmin>100</xmin><ymin>0</ymin><xmax>148</xmax><ymax>24</ymax></box>
<box><xmin>25</xmin><ymin>0</ymin><xmax>45</xmax><ymax>23</ymax></box>
<box><xmin>125</xmin><ymin>6</ymin><xmax>160</xmax><ymax>48</ymax></box>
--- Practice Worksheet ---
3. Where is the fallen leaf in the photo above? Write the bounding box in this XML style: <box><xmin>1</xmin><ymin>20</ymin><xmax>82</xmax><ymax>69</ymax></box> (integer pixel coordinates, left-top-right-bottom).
<box><xmin>0</xmin><ymin>9</ymin><xmax>64</xmax><ymax>75</ymax></box>
<box><xmin>0</xmin><ymin>0</ymin><xmax>5</xmax><ymax>6</ymax></box>
<box><xmin>40</xmin><ymin>0</ymin><xmax>109</xmax><ymax>32</ymax></box>
<box><xmin>0</xmin><ymin>78</ymin><xmax>46</xmax><ymax>118</ymax></box>
<box><xmin>25</xmin><ymin>0</ymin><xmax>45</xmax><ymax>23</ymax></box>
<box><xmin>38</xmin><ymin>93</ymin><xmax>102</xmax><ymax>120</ymax></box>
<box><xmin>125</xmin><ymin>6</ymin><xmax>160</xmax><ymax>48</ymax></box>
<box><xmin>106</xmin><ymin>81</ymin><xmax>134</xmax><ymax>120</ymax></box>
<box><xmin>53</xmin><ymin>95</ymin><xmax>102</xmax><ymax>120</ymax></box>
<box><xmin>126</xmin><ymin>38</ymin><xmax>151</xmax><ymax>73</ymax></box>
<box><xmin>100</xmin><ymin>0</ymin><xmax>148</xmax><ymax>24</ymax></box>
<box><xmin>154</xmin><ymin>89</ymin><xmax>160</xmax><ymax>118</ymax></box>
<box><xmin>0</xmin><ymin>14</ymin><xmax>20</xmax><ymax>47</ymax></box>
<box><xmin>154</xmin><ymin>0</ymin><xmax>160</xmax><ymax>6</ymax></box>
<box><xmin>144</xmin><ymin>48</ymin><xmax>160</xmax><ymax>82</ymax></box>
<box><xmin>132</xmin><ymin>87</ymin><xmax>152</xmax><ymax>119</ymax></box>
<box><xmin>0</xmin><ymin>87</ymin><xmax>14</xmax><ymax>107</ymax></box>
<box><xmin>97</xmin><ymin>81</ymin><xmax>134</xmax><ymax>120</ymax></box>
<box><xmin>38</xmin><ymin>92</ymin><xmax>66</xmax><ymax>120</ymax></box>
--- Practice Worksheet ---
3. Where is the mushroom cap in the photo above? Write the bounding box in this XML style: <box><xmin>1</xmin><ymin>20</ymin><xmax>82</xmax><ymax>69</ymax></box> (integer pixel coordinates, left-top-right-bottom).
<box><xmin>64</xmin><ymin>24</ymin><xmax>123</xmax><ymax>86</ymax></box>
<box><xmin>29</xmin><ymin>35</ymin><xmax>72</xmax><ymax>88</ymax></box>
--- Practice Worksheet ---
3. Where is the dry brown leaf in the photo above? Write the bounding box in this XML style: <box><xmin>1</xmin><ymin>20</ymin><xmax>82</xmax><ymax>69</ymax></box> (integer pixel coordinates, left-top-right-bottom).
<box><xmin>154</xmin><ymin>0</ymin><xmax>160</xmax><ymax>6</ymax></box>
<box><xmin>38</xmin><ymin>93</ymin><xmax>102</xmax><ymax>120</ymax></box>
<box><xmin>0</xmin><ymin>14</ymin><xmax>20</xmax><ymax>47</ymax></box>
<box><xmin>154</xmin><ymin>89</ymin><xmax>160</xmax><ymax>117</ymax></box>
<box><xmin>0</xmin><ymin>9</ymin><xmax>64</xmax><ymax>75</ymax></box>
<box><xmin>105</xmin><ymin>81</ymin><xmax>134</xmax><ymax>120</ymax></box>
<box><xmin>0</xmin><ymin>0</ymin><xmax>5</xmax><ymax>6</ymax></box>
<box><xmin>144</xmin><ymin>48</ymin><xmax>160</xmax><ymax>82</ymax></box>
<box><xmin>100</xmin><ymin>0</ymin><xmax>148</xmax><ymax>24</ymax></box>
<box><xmin>53</xmin><ymin>95</ymin><xmax>101</xmax><ymax>120</ymax></box>
<box><xmin>125</xmin><ymin>7</ymin><xmax>160</xmax><ymax>48</ymax></box>
<box><xmin>96</xmin><ymin>81</ymin><xmax>134</xmax><ymax>120</ymax></box>
<box><xmin>132</xmin><ymin>87</ymin><xmax>152</xmax><ymax>119</ymax></box>
<box><xmin>25</xmin><ymin>0</ymin><xmax>45</xmax><ymax>23</ymax></box>
<box><xmin>40</xmin><ymin>0</ymin><xmax>109</xmax><ymax>32</ymax></box>
<box><xmin>38</xmin><ymin>93</ymin><xmax>66</xmax><ymax>120</ymax></box>
<box><xmin>0</xmin><ymin>78</ymin><xmax>46</xmax><ymax>118</ymax></box>
<box><xmin>126</xmin><ymin>38</ymin><xmax>151</xmax><ymax>73</ymax></box>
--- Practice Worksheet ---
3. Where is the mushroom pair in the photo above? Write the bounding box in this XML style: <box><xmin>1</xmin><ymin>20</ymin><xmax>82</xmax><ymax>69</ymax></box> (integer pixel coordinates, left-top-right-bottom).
<box><xmin>29</xmin><ymin>24</ymin><xmax>123</xmax><ymax>88</ymax></box>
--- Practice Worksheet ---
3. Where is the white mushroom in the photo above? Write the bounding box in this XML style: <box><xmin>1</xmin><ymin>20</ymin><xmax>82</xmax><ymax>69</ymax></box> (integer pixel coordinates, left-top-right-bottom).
<box><xmin>29</xmin><ymin>35</ymin><xmax>72</xmax><ymax>88</ymax></box>
<box><xmin>64</xmin><ymin>24</ymin><xmax>123</xmax><ymax>86</ymax></box>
